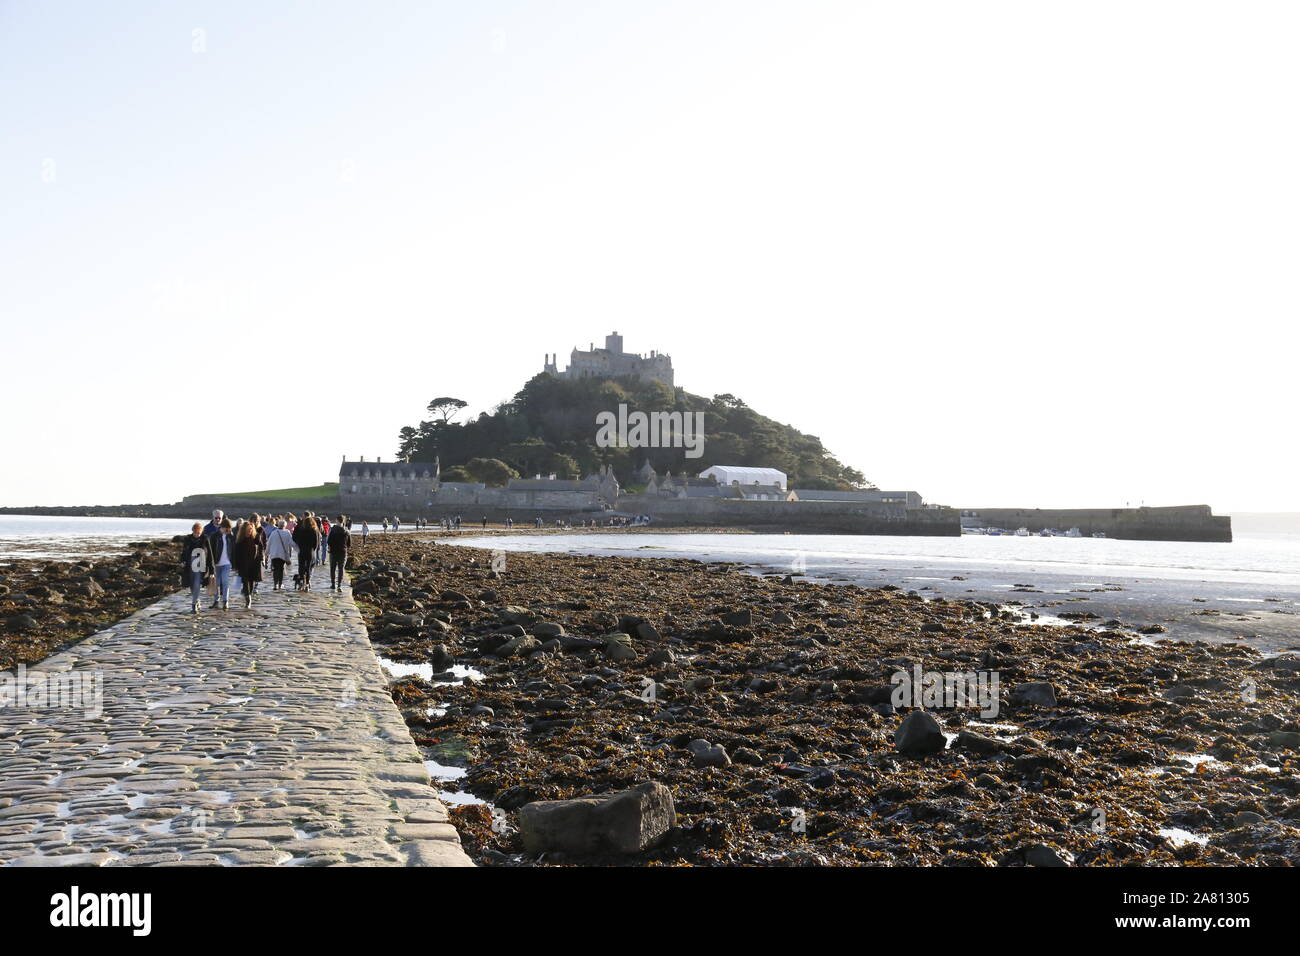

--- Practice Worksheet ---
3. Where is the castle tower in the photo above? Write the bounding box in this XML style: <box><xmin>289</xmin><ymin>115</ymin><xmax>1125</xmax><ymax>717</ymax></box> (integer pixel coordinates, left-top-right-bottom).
<box><xmin>605</xmin><ymin>331</ymin><xmax>624</xmax><ymax>354</ymax></box>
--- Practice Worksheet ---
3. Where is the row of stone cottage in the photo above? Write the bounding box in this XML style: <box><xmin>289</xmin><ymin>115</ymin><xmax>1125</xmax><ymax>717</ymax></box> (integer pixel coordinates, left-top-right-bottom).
<box><xmin>339</xmin><ymin>456</ymin><xmax>925</xmax><ymax>515</ymax></box>
<box><xmin>339</xmin><ymin>457</ymin><xmax>622</xmax><ymax>513</ymax></box>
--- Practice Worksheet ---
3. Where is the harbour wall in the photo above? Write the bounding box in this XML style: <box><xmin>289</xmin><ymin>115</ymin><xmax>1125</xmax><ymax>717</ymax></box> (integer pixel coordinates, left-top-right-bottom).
<box><xmin>964</xmin><ymin>504</ymin><xmax>1232</xmax><ymax>542</ymax></box>
<box><xmin>628</xmin><ymin>498</ymin><xmax>962</xmax><ymax>535</ymax></box>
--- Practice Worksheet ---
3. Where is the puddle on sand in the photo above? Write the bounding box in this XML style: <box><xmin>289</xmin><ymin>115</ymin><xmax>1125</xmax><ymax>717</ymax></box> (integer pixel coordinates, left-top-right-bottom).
<box><xmin>424</xmin><ymin>759</ymin><xmax>466</xmax><ymax>783</ymax></box>
<box><xmin>1158</xmin><ymin>827</ymin><xmax>1209</xmax><ymax>847</ymax></box>
<box><xmin>439</xmin><ymin>789</ymin><xmax>488</xmax><ymax>807</ymax></box>
<box><xmin>1171</xmin><ymin>753</ymin><xmax>1223</xmax><ymax>770</ymax></box>
<box><xmin>378</xmin><ymin>657</ymin><xmax>485</xmax><ymax>683</ymax></box>
<box><xmin>382</xmin><ymin>658</ymin><xmax>496</xmax><ymax>825</ymax></box>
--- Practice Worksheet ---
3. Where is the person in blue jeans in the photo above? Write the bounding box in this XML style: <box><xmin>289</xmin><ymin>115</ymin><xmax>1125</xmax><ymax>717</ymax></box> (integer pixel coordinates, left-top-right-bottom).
<box><xmin>209</xmin><ymin>518</ymin><xmax>236</xmax><ymax>610</ymax></box>
<box><xmin>180</xmin><ymin>522</ymin><xmax>215</xmax><ymax>614</ymax></box>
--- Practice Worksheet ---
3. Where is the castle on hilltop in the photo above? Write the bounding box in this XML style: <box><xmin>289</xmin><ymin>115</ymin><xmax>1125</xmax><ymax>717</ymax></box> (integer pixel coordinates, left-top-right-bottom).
<box><xmin>543</xmin><ymin>332</ymin><xmax>673</xmax><ymax>387</ymax></box>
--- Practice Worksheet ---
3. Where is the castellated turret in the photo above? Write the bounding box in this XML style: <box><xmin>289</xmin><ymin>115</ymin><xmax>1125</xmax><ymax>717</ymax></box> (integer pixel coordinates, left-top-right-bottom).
<box><xmin>543</xmin><ymin>331</ymin><xmax>673</xmax><ymax>387</ymax></box>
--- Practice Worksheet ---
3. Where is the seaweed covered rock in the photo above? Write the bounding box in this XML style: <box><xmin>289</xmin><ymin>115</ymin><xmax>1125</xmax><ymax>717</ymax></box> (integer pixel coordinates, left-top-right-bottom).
<box><xmin>518</xmin><ymin>782</ymin><xmax>677</xmax><ymax>855</ymax></box>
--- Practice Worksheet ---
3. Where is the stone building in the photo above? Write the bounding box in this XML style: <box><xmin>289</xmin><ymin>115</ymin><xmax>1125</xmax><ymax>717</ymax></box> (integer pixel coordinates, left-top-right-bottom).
<box><xmin>339</xmin><ymin>457</ymin><xmax>439</xmax><ymax>505</ymax></box>
<box><xmin>543</xmin><ymin>332</ymin><xmax>673</xmax><ymax>387</ymax></box>
<box><xmin>698</xmin><ymin>465</ymin><xmax>788</xmax><ymax>491</ymax></box>
<box><xmin>338</xmin><ymin>456</ymin><xmax>619</xmax><ymax>515</ymax></box>
<box><xmin>645</xmin><ymin>470</ymin><xmax>738</xmax><ymax>500</ymax></box>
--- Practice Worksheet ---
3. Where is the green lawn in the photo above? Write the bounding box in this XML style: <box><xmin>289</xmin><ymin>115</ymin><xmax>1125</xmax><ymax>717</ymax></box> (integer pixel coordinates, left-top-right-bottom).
<box><xmin>220</xmin><ymin>483</ymin><xmax>339</xmax><ymax>500</ymax></box>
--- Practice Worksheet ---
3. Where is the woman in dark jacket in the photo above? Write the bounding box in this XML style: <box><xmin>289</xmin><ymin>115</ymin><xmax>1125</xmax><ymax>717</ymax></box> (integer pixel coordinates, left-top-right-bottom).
<box><xmin>251</xmin><ymin>513</ymin><xmax>268</xmax><ymax>593</ymax></box>
<box><xmin>292</xmin><ymin>516</ymin><xmax>321</xmax><ymax>591</ymax></box>
<box><xmin>180</xmin><ymin>522</ymin><xmax>216</xmax><ymax>615</ymax></box>
<box><xmin>234</xmin><ymin>521</ymin><xmax>263</xmax><ymax>608</ymax></box>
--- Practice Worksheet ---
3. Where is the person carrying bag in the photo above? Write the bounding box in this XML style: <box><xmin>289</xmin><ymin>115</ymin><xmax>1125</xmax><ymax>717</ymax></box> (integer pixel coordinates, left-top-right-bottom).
<box><xmin>179</xmin><ymin>522</ymin><xmax>216</xmax><ymax>614</ymax></box>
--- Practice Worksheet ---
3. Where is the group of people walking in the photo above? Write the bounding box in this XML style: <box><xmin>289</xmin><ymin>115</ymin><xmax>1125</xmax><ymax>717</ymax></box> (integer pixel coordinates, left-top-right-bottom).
<box><xmin>179</xmin><ymin>509</ymin><xmax>352</xmax><ymax>613</ymax></box>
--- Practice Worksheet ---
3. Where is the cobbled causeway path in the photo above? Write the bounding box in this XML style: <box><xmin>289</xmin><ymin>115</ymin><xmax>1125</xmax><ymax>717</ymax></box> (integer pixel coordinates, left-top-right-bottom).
<box><xmin>0</xmin><ymin>573</ymin><xmax>472</xmax><ymax>866</ymax></box>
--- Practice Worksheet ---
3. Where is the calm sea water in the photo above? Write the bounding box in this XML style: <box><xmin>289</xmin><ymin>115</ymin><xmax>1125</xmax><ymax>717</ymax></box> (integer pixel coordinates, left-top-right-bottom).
<box><xmin>453</xmin><ymin>531</ymin><xmax>1300</xmax><ymax>585</ymax></box>
<box><xmin>5</xmin><ymin>514</ymin><xmax>1298</xmax><ymax>646</ymax></box>
<box><xmin>0</xmin><ymin>514</ymin><xmax>416</xmax><ymax>561</ymax></box>
<box><xmin>0</xmin><ymin>515</ymin><xmax>196</xmax><ymax>561</ymax></box>
<box><xmin>451</xmin><ymin>528</ymin><xmax>1300</xmax><ymax>649</ymax></box>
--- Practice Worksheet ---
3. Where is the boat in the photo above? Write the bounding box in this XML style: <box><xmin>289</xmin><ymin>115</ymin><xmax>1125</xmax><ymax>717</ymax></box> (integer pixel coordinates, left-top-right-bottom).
<box><xmin>1015</xmin><ymin>527</ymin><xmax>1031</xmax><ymax>537</ymax></box>
<box><xmin>1092</xmin><ymin>531</ymin><xmax>1107</xmax><ymax>538</ymax></box>
<box><xmin>1039</xmin><ymin>528</ymin><xmax>1060</xmax><ymax>537</ymax></box>
<box><xmin>986</xmin><ymin>527</ymin><xmax>1004</xmax><ymax>536</ymax></box>
<box><xmin>1064</xmin><ymin>527</ymin><xmax>1082</xmax><ymax>538</ymax></box>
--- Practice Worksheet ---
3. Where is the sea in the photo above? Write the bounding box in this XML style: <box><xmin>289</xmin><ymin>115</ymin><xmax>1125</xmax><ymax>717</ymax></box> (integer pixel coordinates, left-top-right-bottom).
<box><xmin>3</xmin><ymin>513</ymin><xmax>1298</xmax><ymax>649</ymax></box>
<box><xmin>449</xmin><ymin>520</ymin><xmax>1300</xmax><ymax>651</ymax></box>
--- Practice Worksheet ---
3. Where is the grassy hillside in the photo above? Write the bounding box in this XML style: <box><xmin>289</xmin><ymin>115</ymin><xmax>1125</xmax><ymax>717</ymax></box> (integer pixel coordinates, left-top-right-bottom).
<box><xmin>219</xmin><ymin>483</ymin><xmax>339</xmax><ymax>500</ymax></box>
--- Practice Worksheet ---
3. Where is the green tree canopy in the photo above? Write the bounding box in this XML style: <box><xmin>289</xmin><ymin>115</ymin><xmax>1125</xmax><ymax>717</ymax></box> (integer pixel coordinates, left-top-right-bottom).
<box><xmin>400</xmin><ymin>374</ymin><xmax>872</xmax><ymax>490</ymax></box>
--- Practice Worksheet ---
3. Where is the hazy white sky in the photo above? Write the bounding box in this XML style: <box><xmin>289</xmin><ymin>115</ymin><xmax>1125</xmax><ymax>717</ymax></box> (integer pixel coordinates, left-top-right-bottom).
<box><xmin>2</xmin><ymin>1</ymin><xmax>1296</xmax><ymax>512</ymax></box>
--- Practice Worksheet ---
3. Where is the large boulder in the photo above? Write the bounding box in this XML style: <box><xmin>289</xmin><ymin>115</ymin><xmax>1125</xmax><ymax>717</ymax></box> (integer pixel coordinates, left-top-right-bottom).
<box><xmin>1011</xmin><ymin>682</ymin><xmax>1058</xmax><ymax>707</ymax></box>
<box><xmin>603</xmin><ymin>633</ymin><xmax>638</xmax><ymax>662</ymax></box>
<box><xmin>495</xmin><ymin>634</ymin><xmax>540</xmax><ymax>658</ymax></box>
<box><xmin>686</xmin><ymin>739</ymin><xmax>731</xmax><ymax>768</ymax></box>
<box><xmin>497</xmin><ymin>605</ymin><xmax>537</xmax><ymax>626</ymax></box>
<box><xmin>1024</xmin><ymin>843</ymin><xmax>1074</xmax><ymax>867</ymax></box>
<box><xmin>5</xmin><ymin>614</ymin><xmax>39</xmax><ymax>633</ymax></box>
<box><xmin>895</xmin><ymin>710</ymin><xmax>946</xmax><ymax>754</ymax></box>
<box><xmin>518</xmin><ymin>782</ymin><xmax>676</xmax><ymax>855</ymax></box>
<box><xmin>719</xmin><ymin>608</ymin><xmax>753</xmax><ymax>627</ymax></box>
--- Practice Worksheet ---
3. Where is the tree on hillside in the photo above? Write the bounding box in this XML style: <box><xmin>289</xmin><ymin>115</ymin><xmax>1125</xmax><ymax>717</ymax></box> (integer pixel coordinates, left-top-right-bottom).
<box><xmin>427</xmin><ymin>397</ymin><xmax>468</xmax><ymax>424</ymax></box>
<box><xmin>397</xmin><ymin>426</ymin><xmax>419</xmax><ymax>461</ymax></box>
<box><xmin>465</xmin><ymin>457</ymin><xmax>519</xmax><ymax>487</ymax></box>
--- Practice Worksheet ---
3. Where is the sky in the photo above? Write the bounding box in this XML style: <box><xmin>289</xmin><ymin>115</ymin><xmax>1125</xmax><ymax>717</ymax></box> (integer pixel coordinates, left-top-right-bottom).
<box><xmin>1</xmin><ymin>1</ymin><xmax>1296</xmax><ymax>512</ymax></box>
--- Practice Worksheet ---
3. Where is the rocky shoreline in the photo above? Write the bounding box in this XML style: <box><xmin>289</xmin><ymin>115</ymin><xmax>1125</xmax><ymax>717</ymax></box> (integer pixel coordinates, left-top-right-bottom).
<box><xmin>352</xmin><ymin>533</ymin><xmax>1300</xmax><ymax>866</ymax></box>
<box><xmin>0</xmin><ymin>539</ymin><xmax>178</xmax><ymax>671</ymax></box>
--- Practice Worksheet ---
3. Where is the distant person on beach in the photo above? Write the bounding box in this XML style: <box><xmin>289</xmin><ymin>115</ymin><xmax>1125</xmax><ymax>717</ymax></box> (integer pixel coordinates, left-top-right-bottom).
<box><xmin>234</xmin><ymin>520</ymin><xmax>262</xmax><ymax>609</ymax></box>
<box><xmin>210</xmin><ymin>518</ymin><xmax>236</xmax><ymax>610</ymax></box>
<box><xmin>382</xmin><ymin>517</ymin><xmax>389</xmax><ymax>533</ymax></box>
<box><xmin>292</xmin><ymin>515</ymin><xmax>320</xmax><ymax>591</ymax></box>
<box><xmin>361</xmin><ymin>520</ymin><xmax>369</xmax><ymax>546</ymax></box>
<box><xmin>266</xmin><ymin>519</ymin><xmax>295</xmax><ymax>591</ymax></box>
<box><xmin>327</xmin><ymin>515</ymin><xmax>351</xmax><ymax>592</ymax></box>
<box><xmin>204</xmin><ymin>509</ymin><xmax>223</xmax><ymax>537</ymax></box>
<box><xmin>180</xmin><ymin>522</ymin><xmax>215</xmax><ymax>614</ymax></box>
